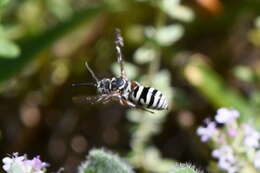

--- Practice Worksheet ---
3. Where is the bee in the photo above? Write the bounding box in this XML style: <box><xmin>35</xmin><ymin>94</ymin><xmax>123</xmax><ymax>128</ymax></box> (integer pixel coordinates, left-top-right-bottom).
<box><xmin>72</xmin><ymin>29</ymin><xmax>168</xmax><ymax>113</ymax></box>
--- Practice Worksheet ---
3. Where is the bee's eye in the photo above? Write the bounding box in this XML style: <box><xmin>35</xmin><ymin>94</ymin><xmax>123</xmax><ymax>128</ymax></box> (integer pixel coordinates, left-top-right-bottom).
<box><xmin>116</xmin><ymin>78</ymin><xmax>124</xmax><ymax>86</ymax></box>
<box><xmin>111</xmin><ymin>78</ymin><xmax>124</xmax><ymax>89</ymax></box>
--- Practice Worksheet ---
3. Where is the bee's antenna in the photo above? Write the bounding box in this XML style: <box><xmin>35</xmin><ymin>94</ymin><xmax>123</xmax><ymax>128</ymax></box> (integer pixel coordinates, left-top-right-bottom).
<box><xmin>85</xmin><ymin>62</ymin><xmax>99</xmax><ymax>83</ymax></box>
<box><xmin>115</xmin><ymin>28</ymin><xmax>124</xmax><ymax>47</ymax></box>
<box><xmin>72</xmin><ymin>82</ymin><xmax>97</xmax><ymax>87</ymax></box>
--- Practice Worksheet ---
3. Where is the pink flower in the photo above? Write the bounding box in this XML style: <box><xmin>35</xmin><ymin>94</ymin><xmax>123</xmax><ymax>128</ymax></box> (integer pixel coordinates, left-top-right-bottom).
<box><xmin>2</xmin><ymin>153</ymin><xmax>48</xmax><ymax>173</ymax></box>
<box><xmin>243</xmin><ymin>124</ymin><xmax>260</xmax><ymax>148</ymax></box>
<box><xmin>24</xmin><ymin>156</ymin><xmax>49</xmax><ymax>171</ymax></box>
<box><xmin>227</xmin><ymin>128</ymin><xmax>237</xmax><ymax>137</ymax></box>
<box><xmin>212</xmin><ymin>146</ymin><xmax>240</xmax><ymax>173</ymax></box>
<box><xmin>254</xmin><ymin>150</ymin><xmax>260</xmax><ymax>170</ymax></box>
<box><xmin>2</xmin><ymin>153</ymin><xmax>26</xmax><ymax>172</ymax></box>
<box><xmin>2</xmin><ymin>157</ymin><xmax>13</xmax><ymax>171</ymax></box>
<box><xmin>212</xmin><ymin>146</ymin><xmax>233</xmax><ymax>159</ymax></box>
<box><xmin>197</xmin><ymin>120</ymin><xmax>218</xmax><ymax>142</ymax></box>
<box><xmin>215</xmin><ymin>108</ymin><xmax>239</xmax><ymax>124</ymax></box>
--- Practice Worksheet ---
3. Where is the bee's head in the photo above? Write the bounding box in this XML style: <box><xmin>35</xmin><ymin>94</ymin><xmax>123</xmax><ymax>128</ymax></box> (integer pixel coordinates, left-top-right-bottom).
<box><xmin>97</xmin><ymin>79</ymin><xmax>111</xmax><ymax>94</ymax></box>
<box><xmin>111</xmin><ymin>77</ymin><xmax>125</xmax><ymax>91</ymax></box>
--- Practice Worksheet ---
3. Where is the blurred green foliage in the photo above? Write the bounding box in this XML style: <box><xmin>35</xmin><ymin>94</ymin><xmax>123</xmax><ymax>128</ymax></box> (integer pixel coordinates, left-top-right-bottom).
<box><xmin>0</xmin><ymin>38</ymin><xmax>20</xmax><ymax>58</ymax></box>
<box><xmin>0</xmin><ymin>5</ymin><xmax>104</xmax><ymax>83</ymax></box>
<box><xmin>184</xmin><ymin>55</ymin><xmax>253</xmax><ymax>121</ymax></box>
<box><xmin>0</xmin><ymin>0</ymin><xmax>9</xmax><ymax>9</ymax></box>
<box><xmin>0</xmin><ymin>0</ymin><xmax>260</xmax><ymax>172</ymax></box>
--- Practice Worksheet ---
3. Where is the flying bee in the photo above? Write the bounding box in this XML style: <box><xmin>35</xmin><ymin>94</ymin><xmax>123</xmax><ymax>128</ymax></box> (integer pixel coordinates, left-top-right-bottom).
<box><xmin>72</xmin><ymin>29</ymin><xmax>168</xmax><ymax>113</ymax></box>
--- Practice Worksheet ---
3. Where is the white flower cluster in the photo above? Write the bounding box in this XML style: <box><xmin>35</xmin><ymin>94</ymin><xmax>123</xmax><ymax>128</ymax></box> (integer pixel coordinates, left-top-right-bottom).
<box><xmin>2</xmin><ymin>153</ymin><xmax>48</xmax><ymax>173</ymax></box>
<box><xmin>197</xmin><ymin>108</ymin><xmax>260</xmax><ymax>173</ymax></box>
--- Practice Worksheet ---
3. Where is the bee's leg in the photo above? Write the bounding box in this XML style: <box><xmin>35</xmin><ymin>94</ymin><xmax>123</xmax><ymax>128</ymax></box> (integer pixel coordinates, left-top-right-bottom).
<box><xmin>111</xmin><ymin>93</ymin><xmax>133</xmax><ymax>107</ymax></box>
<box><xmin>138</xmin><ymin>107</ymin><xmax>154</xmax><ymax>114</ymax></box>
<box><xmin>120</xmin><ymin>97</ymin><xmax>154</xmax><ymax>114</ymax></box>
<box><xmin>120</xmin><ymin>98</ymin><xmax>136</xmax><ymax>108</ymax></box>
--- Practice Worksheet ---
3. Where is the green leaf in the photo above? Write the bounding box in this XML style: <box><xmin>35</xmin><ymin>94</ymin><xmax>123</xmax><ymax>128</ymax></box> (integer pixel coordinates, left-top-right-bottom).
<box><xmin>0</xmin><ymin>39</ymin><xmax>20</xmax><ymax>58</ymax></box>
<box><xmin>159</xmin><ymin>0</ymin><xmax>194</xmax><ymax>22</ymax></box>
<box><xmin>0</xmin><ymin>5</ymin><xmax>105</xmax><ymax>83</ymax></box>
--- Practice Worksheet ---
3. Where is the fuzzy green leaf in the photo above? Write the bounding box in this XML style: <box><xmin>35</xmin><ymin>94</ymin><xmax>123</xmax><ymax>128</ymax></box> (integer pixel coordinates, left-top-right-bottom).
<box><xmin>168</xmin><ymin>163</ymin><xmax>201</xmax><ymax>173</ymax></box>
<box><xmin>78</xmin><ymin>149</ymin><xmax>134</xmax><ymax>173</ymax></box>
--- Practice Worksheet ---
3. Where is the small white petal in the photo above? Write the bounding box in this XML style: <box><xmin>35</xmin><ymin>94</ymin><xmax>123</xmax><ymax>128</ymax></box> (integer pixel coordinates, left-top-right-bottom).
<box><xmin>254</xmin><ymin>151</ymin><xmax>260</xmax><ymax>169</ymax></box>
<box><xmin>2</xmin><ymin>157</ymin><xmax>12</xmax><ymax>164</ymax></box>
<box><xmin>3</xmin><ymin>164</ymin><xmax>11</xmax><ymax>171</ymax></box>
<box><xmin>215</xmin><ymin>108</ymin><xmax>239</xmax><ymax>124</ymax></box>
<box><xmin>212</xmin><ymin>149</ymin><xmax>220</xmax><ymax>158</ymax></box>
<box><xmin>243</xmin><ymin>124</ymin><xmax>260</xmax><ymax>148</ymax></box>
<box><xmin>197</xmin><ymin>121</ymin><xmax>217</xmax><ymax>142</ymax></box>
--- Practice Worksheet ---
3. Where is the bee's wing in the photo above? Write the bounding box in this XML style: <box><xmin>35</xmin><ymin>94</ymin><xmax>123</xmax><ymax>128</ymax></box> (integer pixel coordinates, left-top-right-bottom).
<box><xmin>72</xmin><ymin>95</ymin><xmax>104</xmax><ymax>104</ymax></box>
<box><xmin>114</xmin><ymin>29</ymin><xmax>126</xmax><ymax>78</ymax></box>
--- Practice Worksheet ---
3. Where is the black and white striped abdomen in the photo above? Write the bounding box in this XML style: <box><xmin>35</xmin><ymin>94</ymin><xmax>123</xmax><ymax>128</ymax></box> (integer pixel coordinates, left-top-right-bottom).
<box><xmin>130</xmin><ymin>85</ymin><xmax>168</xmax><ymax>110</ymax></box>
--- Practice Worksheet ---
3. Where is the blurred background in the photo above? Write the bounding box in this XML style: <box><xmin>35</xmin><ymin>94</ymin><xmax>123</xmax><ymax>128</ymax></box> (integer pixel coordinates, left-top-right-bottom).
<box><xmin>0</xmin><ymin>0</ymin><xmax>260</xmax><ymax>172</ymax></box>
